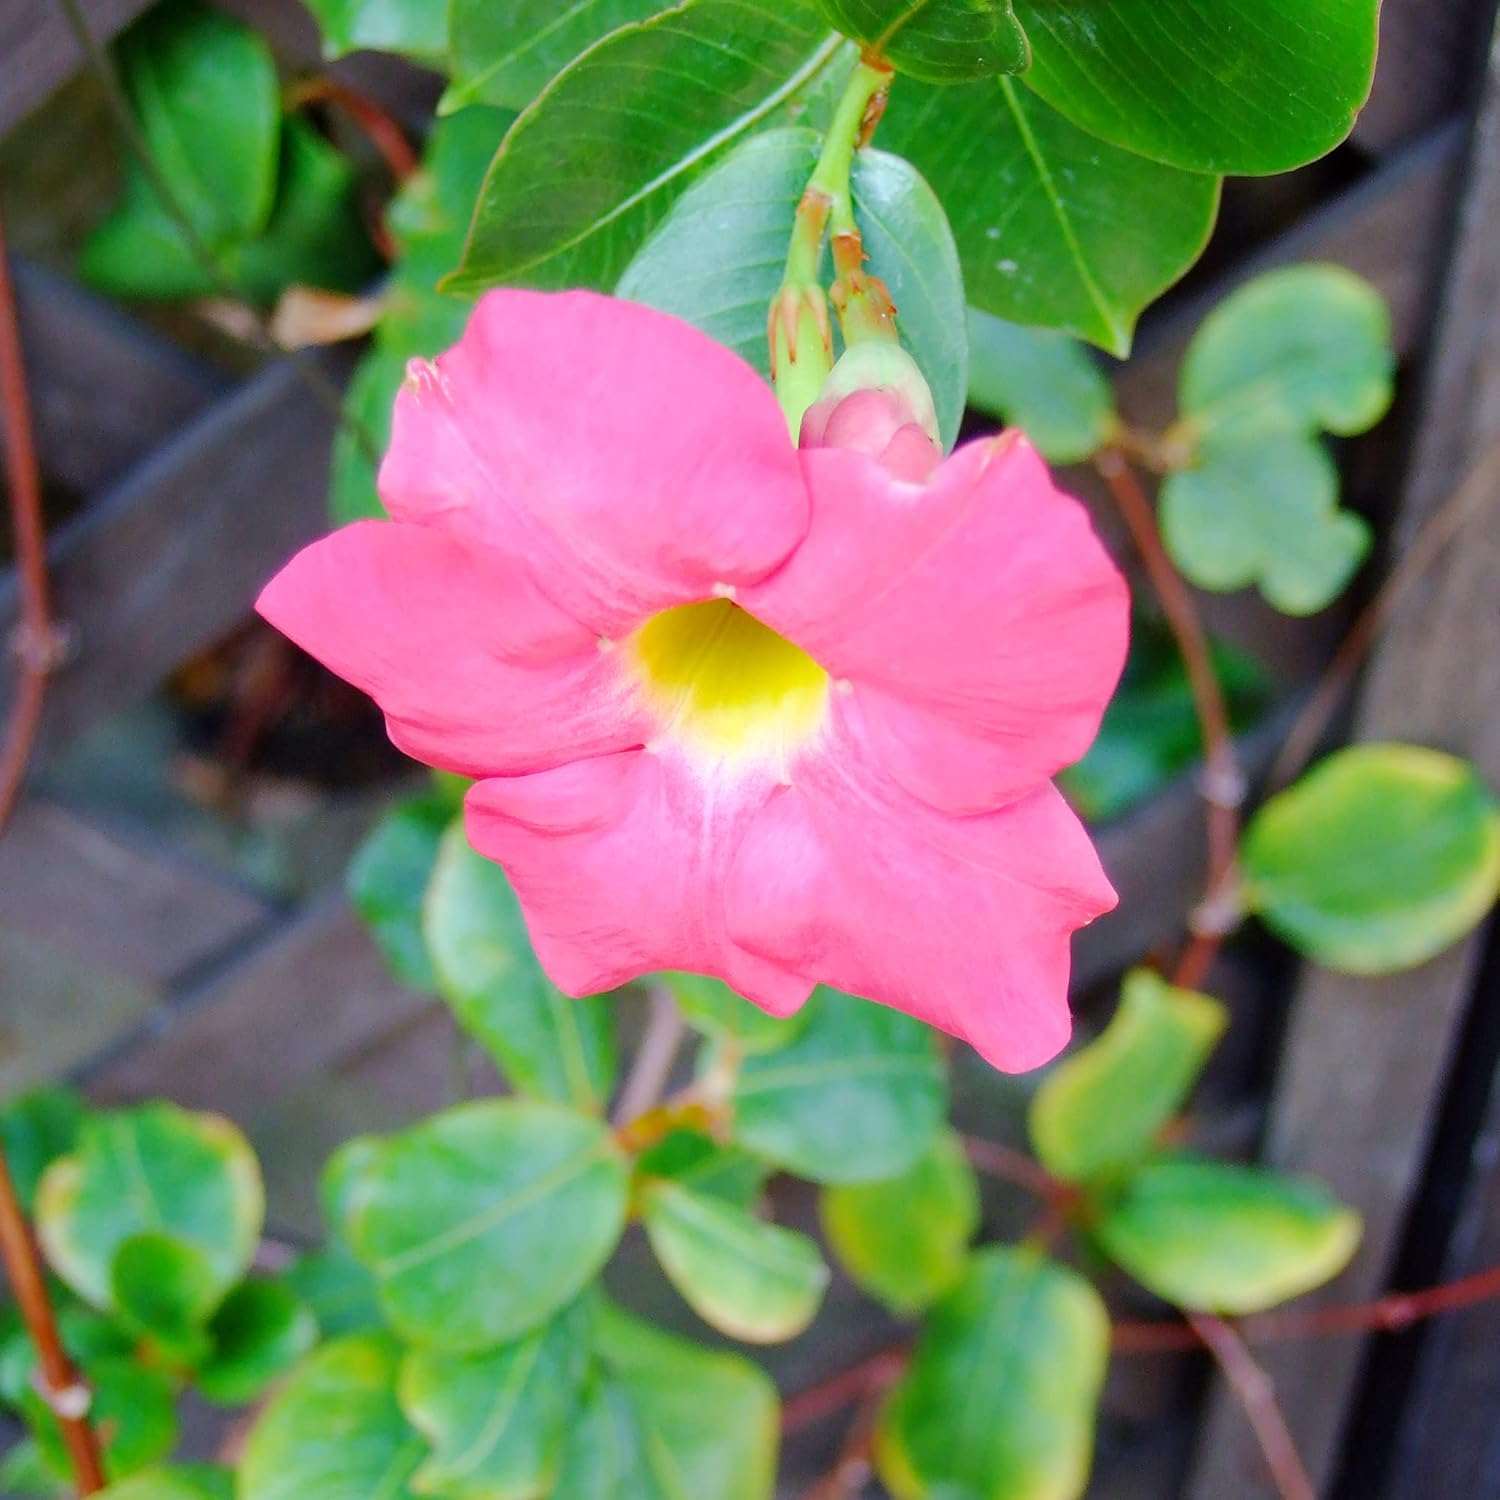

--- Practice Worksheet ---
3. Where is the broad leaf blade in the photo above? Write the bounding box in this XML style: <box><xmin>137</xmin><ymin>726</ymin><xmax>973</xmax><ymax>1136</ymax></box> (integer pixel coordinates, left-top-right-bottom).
<box><xmin>303</xmin><ymin>0</ymin><xmax>448</xmax><ymax>62</ymax></box>
<box><xmin>817</xmin><ymin>0</ymin><xmax>1027</xmax><ymax>82</ymax></box>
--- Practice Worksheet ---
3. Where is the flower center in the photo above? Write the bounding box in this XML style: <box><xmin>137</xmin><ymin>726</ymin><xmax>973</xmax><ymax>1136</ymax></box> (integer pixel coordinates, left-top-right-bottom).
<box><xmin>629</xmin><ymin>597</ymin><xmax>829</xmax><ymax>765</ymax></box>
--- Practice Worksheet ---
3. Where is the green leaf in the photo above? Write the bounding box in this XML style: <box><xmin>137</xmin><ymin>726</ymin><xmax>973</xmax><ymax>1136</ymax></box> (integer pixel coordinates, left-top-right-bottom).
<box><xmin>424</xmin><ymin>824</ymin><xmax>617</xmax><ymax>1112</ymax></box>
<box><xmin>348</xmin><ymin>1100</ymin><xmax>630</xmax><ymax>1350</ymax></box>
<box><xmin>79</xmin><ymin>161</ymin><xmax>221</xmax><ymax>301</ymax></box>
<box><xmin>724</xmin><ymin>989</ymin><xmax>946</xmax><ymax>1184</ymax></box>
<box><xmin>877</xmin><ymin>1248</ymin><xmax>1108</xmax><ymax>1500</ymax></box>
<box><xmin>451</xmin><ymin>0</ymin><xmax>844</xmax><ymax>294</ymax></box>
<box><xmin>329</xmin><ymin>349</ymin><xmax>403</xmax><ymax>525</ymax></box>
<box><xmin>96</xmin><ymin>1466</ymin><xmax>234</xmax><ymax>1500</ymax></box>
<box><xmin>662</xmin><ymin>970</ymin><xmax>809</xmax><ymax>1056</ymax></box>
<box><xmin>231</xmin><ymin>119</ymin><xmax>381</xmax><ymax>305</ymax></box>
<box><xmin>1012</xmin><ymin>0</ymin><xmax>1381</xmax><ymax>176</ymax></box>
<box><xmin>1029</xmin><ymin>968</ymin><xmax>1228</xmax><ymax>1185</ymax></box>
<box><xmin>25</xmin><ymin>1358</ymin><xmax>177</xmax><ymax>1485</ymax></box>
<box><xmin>553</xmin><ymin>1302</ymin><xmax>778</xmax><ymax>1500</ymax></box>
<box><xmin>110</xmin><ymin>1232</ymin><xmax>219</xmax><ymax>1363</ymax></box>
<box><xmin>1060</xmin><ymin>621</ymin><xmax>1272</xmax><ymax>823</ymax></box>
<box><xmin>820</xmin><ymin>1128</ymin><xmax>979</xmax><ymax>1315</ymax></box>
<box><xmin>1179</xmin><ymin>266</ymin><xmax>1395</xmax><ymax>448</ymax></box>
<box><xmin>1241</xmin><ymin>744</ymin><xmax>1500</xmax><ymax>974</ymax></box>
<box><xmin>302</xmin><ymin>0</ymin><xmax>448</xmax><ymax>62</ymax></box>
<box><xmin>197</xmin><ymin>1280</ymin><xmax>318</xmax><ymax>1406</ymax></box>
<box><xmin>36</xmin><ymin>1103</ymin><xmax>263</xmax><ymax>1313</ymax></box>
<box><xmin>321</xmin><ymin>1133</ymin><xmax>386</xmax><ymax>1244</ymax></box>
<box><xmin>239</xmin><ymin>1335</ymin><xmax>424</xmax><ymax>1500</ymax></box>
<box><xmin>399</xmin><ymin>1301</ymin><xmax>592</xmax><ymax>1498</ymax></box>
<box><xmin>117</xmin><ymin>0</ymin><xmax>281</xmax><ymax>244</ymax></box>
<box><xmin>283</xmin><ymin>1247</ymin><xmax>386</xmax><ymax>1339</ymax></box>
<box><xmin>641</xmin><ymin>1179</ymin><xmax>829</xmax><ymax>1342</ymax></box>
<box><xmin>447</xmin><ymin>0</ymin><xmax>674</xmax><ymax>112</ymax></box>
<box><xmin>0</xmin><ymin>1438</ymin><xmax>64</xmax><ymax>1498</ymax></box>
<box><xmin>818</xmin><ymin>0</ymin><xmax>1027</xmax><ymax>82</ymax></box>
<box><xmin>617</xmin><ymin>128</ymin><xmax>969</xmax><ymax>447</ymax></box>
<box><xmin>1096</xmin><ymin>1158</ymin><xmax>1362</xmax><ymax>1314</ymax></box>
<box><xmin>0</xmin><ymin>1087</ymin><xmax>86</xmax><ymax>1215</ymax></box>
<box><xmin>879</xmin><ymin>76</ymin><xmax>1219</xmax><ymax>355</ymax></box>
<box><xmin>347</xmin><ymin>793</ymin><xmax>453</xmax><ymax>991</ymax></box>
<box><xmin>635</xmin><ymin>1130</ymin><xmax>768</xmax><ymax>1209</ymax></box>
<box><xmin>965</xmin><ymin>307</ymin><xmax>1115</xmax><ymax>463</ymax></box>
<box><xmin>1160</xmin><ymin>434</ymin><xmax>1371</xmax><ymax>615</ymax></box>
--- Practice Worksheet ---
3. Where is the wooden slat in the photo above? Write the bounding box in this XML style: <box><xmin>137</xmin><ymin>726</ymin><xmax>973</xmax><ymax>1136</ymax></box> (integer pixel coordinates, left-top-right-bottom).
<box><xmin>0</xmin><ymin>0</ymin><xmax>153</xmax><ymax>137</ymax></box>
<box><xmin>0</xmin><ymin>350</ymin><xmax>350</xmax><ymax>761</ymax></box>
<box><xmin>1186</xmin><ymin>20</ymin><xmax>1500</xmax><ymax>1498</ymax></box>
<box><xmin>10</xmin><ymin>259</ymin><xmax>225</xmax><ymax>494</ymax></box>
<box><xmin>0</xmin><ymin>797</ymin><xmax>272</xmax><ymax>991</ymax></box>
<box><xmin>82</xmin><ymin>890</ymin><xmax>434</xmax><ymax>1118</ymax></box>
<box><xmin>1353</xmin><ymin>0</ymin><xmax>1479</xmax><ymax>152</ymax></box>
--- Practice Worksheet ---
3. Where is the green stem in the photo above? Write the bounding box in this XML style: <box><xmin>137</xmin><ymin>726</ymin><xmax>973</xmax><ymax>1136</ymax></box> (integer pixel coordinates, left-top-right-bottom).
<box><xmin>807</xmin><ymin>56</ymin><xmax>892</xmax><ymax>245</ymax></box>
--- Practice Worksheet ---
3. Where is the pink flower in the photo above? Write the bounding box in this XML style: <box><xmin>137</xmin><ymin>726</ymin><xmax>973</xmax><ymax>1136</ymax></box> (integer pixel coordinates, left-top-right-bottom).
<box><xmin>258</xmin><ymin>291</ymin><xmax>1128</xmax><ymax>1071</ymax></box>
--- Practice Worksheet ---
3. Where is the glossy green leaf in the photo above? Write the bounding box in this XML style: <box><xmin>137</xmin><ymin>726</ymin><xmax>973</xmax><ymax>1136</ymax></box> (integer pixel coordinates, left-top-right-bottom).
<box><xmin>448</xmin><ymin>0</ymin><xmax>674</xmax><ymax>111</ymax></box>
<box><xmin>1097</xmin><ymin>1158</ymin><xmax>1361</xmax><ymax>1314</ymax></box>
<box><xmin>118</xmin><ymin>0</ymin><xmax>281</xmax><ymax>244</ymax></box>
<box><xmin>1242</xmin><ymin>744</ymin><xmax>1500</xmax><ymax>974</ymax></box>
<box><xmin>302</xmin><ymin>0</ymin><xmax>448</xmax><ymax>61</ymax></box>
<box><xmin>0</xmin><ymin>1438</ymin><xmax>65</xmax><ymax>1498</ymax></box>
<box><xmin>283</xmin><ymin>1247</ymin><xmax>386</xmax><ymax>1339</ymax></box>
<box><xmin>197</xmin><ymin>1280</ymin><xmax>318</xmax><ymax>1405</ymax></box>
<box><xmin>1013</xmin><ymin>0</ymin><xmax>1381</xmax><ymax>176</ymax></box>
<box><xmin>79</xmin><ymin>161</ymin><xmax>221</xmax><ymax>301</ymax></box>
<box><xmin>231</xmin><ymin>119</ymin><xmax>380</xmax><ymax>304</ymax></box>
<box><xmin>239</xmin><ymin>1335</ymin><xmax>424</xmax><ymax>1500</ymax></box>
<box><xmin>0</xmin><ymin>1087</ymin><xmax>86</xmax><ymax>1215</ymax></box>
<box><xmin>617</xmin><ymin>128</ymin><xmax>968</xmax><ymax>447</ymax></box>
<box><xmin>399</xmin><ymin>1301</ymin><xmax>592</xmax><ymax>1498</ymax></box>
<box><xmin>641</xmin><ymin>1179</ymin><xmax>829</xmax><ymax>1342</ymax></box>
<box><xmin>36</xmin><ymin>1103</ymin><xmax>263</xmax><ymax>1313</ymax></box>
<box><xmin>1030</xmin><ymin>969</ymin><xmax>1228</xmax><ymax>1185</ymax></box>
<box><xmin>1160</xmin><ymin>434</ymin><xmax>1370</xmax><ymax>615</ymax></box>
<box><xmin>877</xmin><ymin>1248</ymin><xmax>1108</xmax><ymax>1500</ymax></box>
<box><xmin>880</xmin><ymin>76</ymin><xmax>1219</xmax><ymax>355</ymax></box>
<box><xmin>817</xmin><ymin>0</ymin><xmax>1027</xmax><ymax>81</ymax></box>
<box><xmin>662</xmin><ymin>970</ymin><xmax>808</xmax><ymax>1055</ymax></box>
<box><xmin>965</xmin><ymin>307</ymin><xmax>1115</xmax><ymax>463</ymax></box>
<box><xmin>725</xmin><ymin>989</ymin><xmax>946</xmax><ymax>1184</ymax></box>
<box><xmin>321</xmin><ymin>1133</ymin><xmax>386</xmax><ymax>1245</ymax></box>
<box><xmin>820</xmin><ymin>1128</ymin><xmax>979</xmax><ymax>1314</ymax></box>
<box><xmin>25</xmin><ymin>1358</ymin><xmax>177</xmax><ymax>1486</ymax></box>
<box><xmin>636</xmin><ymin>1129</ymin><xmax>768</xmax><ymax>1209</ymax></box>
<box><xmin>96</xmin><ymin>1466</ymin><xmax>233</xmax><ymax>1500</ymax></box>
<box><xmin>347</xmin><ymin>793</ymin><xmax>452</xmax><ymax>991</ymax></box>
<box><xmin>1179</xmin><ymin>266</ymin><xmax>1395</xmax><ymax>447</ymax></box>
<box><xmin>1060</xmin><ymin>621</ymin><xmax>1272</xmax><ymax>823</ymax></box>
<box><xmin>452</xmin><ymin>0</ymin><xmax>844</xmax><ymax>294</ymax></box>
<box><xmin>348</xmin><ymin>1101</ymin><xmax>630</xmax><ymax>1350</ymax></box>
<box><xmin>424</xmin><ymin>823</ymin><xmax>617</xmax><ymax>1111</ymax></box>
<box><xmin>553</xmin><ymin>1302</ymin><xmax>778</xmax><ymax>1500</ymax></box>
<box><xmin>110</xmin><ymin>1232</ymin><xmax>219</xmax><ymax>1363</ymax></box>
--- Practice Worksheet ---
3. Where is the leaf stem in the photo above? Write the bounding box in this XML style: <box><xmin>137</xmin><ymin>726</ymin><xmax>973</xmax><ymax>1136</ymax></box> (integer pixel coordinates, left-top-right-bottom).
<box><xmin>1094</xmin><ymin>447</ymin><xmax>1246</xmax><ymax>989</ymax></box>
<box><xmin>612</xmin><ymin>984</ymin><xmax>688</xmax><ymax>1126</ymax></box>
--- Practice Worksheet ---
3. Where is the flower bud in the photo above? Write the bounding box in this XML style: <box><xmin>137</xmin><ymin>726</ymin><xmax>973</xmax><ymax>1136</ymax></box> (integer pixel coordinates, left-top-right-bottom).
<box><xmin>799</xmin><ymin>343</ymin><xmax>943</xmax><ymax>482</ymax></box>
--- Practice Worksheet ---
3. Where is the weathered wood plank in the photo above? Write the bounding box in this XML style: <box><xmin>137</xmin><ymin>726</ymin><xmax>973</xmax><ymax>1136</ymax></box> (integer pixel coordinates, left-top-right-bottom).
<box><xmin>0</xmin><ymin>796</ymin><xmax>273</xmax><ymax>991</ymax></box>
<box><xmin>1353</xmin><ymin>0</ymin><xmax>1478</xmax><ymax>152</ymax></box>
<box><xmin>1186</xmin><ymin>21</ymin><xmax>1500</xmax><ymax>1499</ymax></box>
<box><xmin>9</xmin><ymin>259</ymin><xmax>225</xmax><ymax>494</ymax></box>
<box><xmin>82</xmin><ymin>889</ymin><xmax>434</xmax><ymax>1117</ymax></box>
<box><xmin>0</xmin><ymin>0</ymin><xmax>153</xmax><ymax>137</ymax></box>
<box><xmin>0</xmin><ymin>349</ymin><xmax>350</xmax><ymax>762</ymax></box>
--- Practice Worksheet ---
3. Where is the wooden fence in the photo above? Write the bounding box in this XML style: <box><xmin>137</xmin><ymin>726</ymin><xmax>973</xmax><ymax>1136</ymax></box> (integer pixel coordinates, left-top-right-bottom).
<box><xmin>1</xmin><ymin>0</ymin><xmax>1498</xmax><ymax>1494</ymax></box>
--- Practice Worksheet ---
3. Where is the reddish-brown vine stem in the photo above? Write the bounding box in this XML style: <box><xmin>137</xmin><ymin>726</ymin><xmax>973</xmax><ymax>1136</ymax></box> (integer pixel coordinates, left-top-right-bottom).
<box><xmin>286</xmin><ymin>76</ymin><xmax>420</xmax><ymax>186</ymax></box>
<box><xmin>0</xmin><ymin>196</ymin><xmax>106</xmax><ymax>1495</ymax></box>
<box><xmin>1094</xmin><ymin>447</ymin><xmax>1244</xmax><ymax>991</ymax></box>
<box><xmin>1190</xmin><ymin>1313</ymin><xmax>1314</xmax><ymax>1500</ymax></box>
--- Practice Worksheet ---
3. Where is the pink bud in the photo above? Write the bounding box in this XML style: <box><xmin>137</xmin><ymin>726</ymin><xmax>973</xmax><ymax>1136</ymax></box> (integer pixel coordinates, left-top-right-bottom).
<box><xmin>799</xmin><ymin>345</ymin><xmax>943</xmax><ymax>481</ymax></box>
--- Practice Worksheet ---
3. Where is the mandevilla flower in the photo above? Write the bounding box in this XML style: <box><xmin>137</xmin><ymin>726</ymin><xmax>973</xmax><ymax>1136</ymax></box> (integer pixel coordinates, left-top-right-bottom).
<box><xmin>258</xmin><ymin>291</ymin><xmax>1129</xmax><ymax>1071</ymax></box>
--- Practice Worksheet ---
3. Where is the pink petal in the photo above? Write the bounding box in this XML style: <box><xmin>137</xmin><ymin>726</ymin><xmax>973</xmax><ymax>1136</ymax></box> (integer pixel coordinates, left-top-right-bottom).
<box><xmin>379</xmin><ymin>290</ymin><xmax>810</xmax><ymax>635</ymax></box>
<box><xmin>743</xmin><ymin>433</ymin><xmax>1129</xmax><ymax>813</ymax></box>
<box><xmin>465</xmin><ymin>751</ymin><xmax>814</xmax><ymax>1015</ymax></box>
<box><xmin>257</xmin><ymin>520</ymin><xmax>652</xmax><ymax>777</ymax></box>
<box><xmin>724</xmin><ymin>698</ymin><xmax>1118</xmax><ymax>1073</ymax></box>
